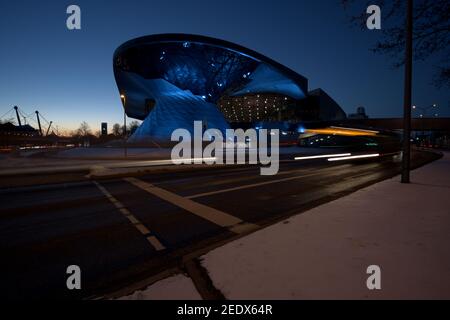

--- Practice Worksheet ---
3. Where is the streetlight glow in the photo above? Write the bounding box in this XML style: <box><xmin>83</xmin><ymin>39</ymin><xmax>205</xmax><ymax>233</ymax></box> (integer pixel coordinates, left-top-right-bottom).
<box><xmin>412</xmin><ymin>103</ymin><xmax>439</xmax><ymax>117</ymax></box>
<box><xmin>120</xmin><ymin>93</ymin><xmax>127</xmax><ymax>158</ymax></box>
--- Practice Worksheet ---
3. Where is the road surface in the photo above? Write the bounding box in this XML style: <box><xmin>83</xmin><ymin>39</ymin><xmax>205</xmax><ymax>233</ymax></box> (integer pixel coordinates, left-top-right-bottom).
<box><xmin>0</xmin><ymin>151</ymin><xmax>437</xmax><ymax>299</ymax></box>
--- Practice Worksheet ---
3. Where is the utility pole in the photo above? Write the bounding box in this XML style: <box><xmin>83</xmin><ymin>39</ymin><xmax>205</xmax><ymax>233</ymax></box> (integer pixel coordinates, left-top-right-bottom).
<box><xmin>401</xmin><ymin>0</ymin><xmax>413</xmax><ymax>183</ymax></box>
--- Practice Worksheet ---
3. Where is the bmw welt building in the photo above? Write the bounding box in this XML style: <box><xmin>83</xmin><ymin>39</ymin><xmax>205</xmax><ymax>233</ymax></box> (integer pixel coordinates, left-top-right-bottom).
<box><xmin>113</xmin><ymin>34</ymin><xmax>346</xmax><ymax>143</ymax></box>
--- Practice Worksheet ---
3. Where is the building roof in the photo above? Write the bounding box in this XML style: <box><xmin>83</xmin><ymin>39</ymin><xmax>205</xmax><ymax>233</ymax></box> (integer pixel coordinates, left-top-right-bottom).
<box><xmin>113</xmin><ymin>34</ymin><xmax>309</xmax><ymax>120</ymax></box>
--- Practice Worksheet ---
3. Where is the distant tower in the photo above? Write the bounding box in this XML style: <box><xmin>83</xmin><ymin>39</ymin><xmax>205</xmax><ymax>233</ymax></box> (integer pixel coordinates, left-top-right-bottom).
<box><xmin>348</xmin><ymin>106</ymin><xmax>369</xmax><ymax>119</ymax></box>
<box><xmin>101</xmin><ymin>122</ymin><xmax>108</xmax><ymax>135</ymax></box>
<box><xmin>357</xmin><ymin>106</ymin><xmax>365</xmax><ymax>115</ymax></box>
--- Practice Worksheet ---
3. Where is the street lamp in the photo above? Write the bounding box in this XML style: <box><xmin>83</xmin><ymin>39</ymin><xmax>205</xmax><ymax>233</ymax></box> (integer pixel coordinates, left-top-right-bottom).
<box><xmin>412</xmin><ymin>103</ymin><xmax>438</xmax><ymax>146</ymax></box>
<box><xmin>412</xmin><ymin>103</ymin><xmax>438</xmax><ymax>114</ymax></box>
<box><xmin>401</xmin><ymin>0</ymin><xmax>413</xmax><ymax>184</ymax></box>
<box><xmin>120</xmin><ymin>94</ymin><xmax>127</xmax><ymax>157</ymax></box>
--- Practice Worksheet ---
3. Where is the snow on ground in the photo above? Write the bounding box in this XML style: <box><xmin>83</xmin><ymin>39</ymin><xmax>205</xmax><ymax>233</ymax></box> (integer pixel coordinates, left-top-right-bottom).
<box><xmin>201</xmin><ymin>152</ymin><xmax>450</xmax><ymax>299</ymax></box>
<box><xmin>118</xmin><ymin>274</ymin><xmax>201</xmax><ymax>300</ymax></box>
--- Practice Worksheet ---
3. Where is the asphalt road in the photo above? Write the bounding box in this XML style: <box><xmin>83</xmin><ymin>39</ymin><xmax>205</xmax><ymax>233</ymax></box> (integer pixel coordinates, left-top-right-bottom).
<box><xmin>0</xmin><ymin>151</ymin><xmax>438</xmax><ymax>300</ymax></box>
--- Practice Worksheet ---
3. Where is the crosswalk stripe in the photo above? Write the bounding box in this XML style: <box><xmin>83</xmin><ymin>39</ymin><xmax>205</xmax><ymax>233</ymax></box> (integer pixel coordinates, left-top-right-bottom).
<box><xmin>124</xmin><ymin>177</ymin><xmax>256</xmax><ymax>234</ymax></box>
<box><xmin>93</xmin><ymin>181</ymin><xmax>165</xmax><ymax>251</ymax></box>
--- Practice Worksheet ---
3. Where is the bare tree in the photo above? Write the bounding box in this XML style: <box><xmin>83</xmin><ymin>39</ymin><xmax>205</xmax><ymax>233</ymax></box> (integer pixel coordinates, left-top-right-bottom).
<box><xmin>77</xmin><ymin>121</ymin><xmax>91</xmax><ymax>137</ymax></box>
<box><xmin>128</xmin><ymin>120</ymin><xmax>140</xmax><ymax>135</ymax></box>
<box><xmin>112</xmin><ymin>123</ymin><xmax>121</xmax><ymax>136</ymax></box>
<box><xmin>342</xmin><ymin>0</ymin><xmax>450</xmax><ymax>87</ymax></box>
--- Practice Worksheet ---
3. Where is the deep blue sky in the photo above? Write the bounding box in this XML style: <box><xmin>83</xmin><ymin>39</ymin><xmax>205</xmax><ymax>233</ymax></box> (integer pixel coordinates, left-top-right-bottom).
<box><xmin>0</xmin><ymin>0</ymin><xmax>448</xmax><ymax>133</ymax></box>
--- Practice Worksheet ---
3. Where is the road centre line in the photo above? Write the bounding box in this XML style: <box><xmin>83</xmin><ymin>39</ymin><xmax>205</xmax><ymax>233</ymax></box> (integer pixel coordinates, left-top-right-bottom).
<box><xmin>124</xmin><ymin>177</ymin><xmax>256</xmax><ymax>234</ymax></box>
<box><xmin>93</xmin><ymin>181</ymin><xmax>165</xmax><ymax>251</ymax></box>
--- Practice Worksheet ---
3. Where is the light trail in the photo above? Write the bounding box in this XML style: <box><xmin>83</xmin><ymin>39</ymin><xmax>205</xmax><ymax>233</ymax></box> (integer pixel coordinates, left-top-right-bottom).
<box><xmin>294</xmin><ymin>153</ymin><xmax>351</xmax><ymax>160</ymax></box>
<box><xmin>327</xmin><ymin>153</ymin><xmax>380</xmax><ymax>161</ymax></box>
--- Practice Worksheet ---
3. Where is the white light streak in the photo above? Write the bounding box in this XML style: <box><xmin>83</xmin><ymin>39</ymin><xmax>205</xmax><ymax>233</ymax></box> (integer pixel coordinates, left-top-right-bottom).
<box><xmin>294</xmin><ymin>153</ymin><xmax>351</xmax><ymax>160</ymax></box>
<box><xmin>327</xmin><ymin>153</ymin><xmax>380</xmax><ymax>161</ymax></box>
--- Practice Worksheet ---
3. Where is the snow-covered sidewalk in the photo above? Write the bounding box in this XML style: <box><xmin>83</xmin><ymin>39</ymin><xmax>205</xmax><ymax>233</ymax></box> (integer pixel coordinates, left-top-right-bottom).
<box><xmin>118</xmin><ymin>274</ymin><xmax>201</xmax><ymax>300</ymax></box>
<box><xmin>201</xmin><ymin>151</ymin><xmax>450</xmax><ymax>299</ymax></box>
<box><xmin>117</xmin><ymin>152</ymin><xmax>450</xmax><ymax>299</ymax></box>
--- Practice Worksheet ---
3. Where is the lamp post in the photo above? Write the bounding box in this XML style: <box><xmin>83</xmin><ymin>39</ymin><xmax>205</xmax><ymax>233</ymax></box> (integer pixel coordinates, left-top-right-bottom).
<box><xmin>401</xmin><ymin>0</ymin><xmax>413</xmax><ymax>183</ymax></box>
<box><xmin>120</xmin><ymin>94</ymin><xmax>127</xmax><ymax>158</ymax></box>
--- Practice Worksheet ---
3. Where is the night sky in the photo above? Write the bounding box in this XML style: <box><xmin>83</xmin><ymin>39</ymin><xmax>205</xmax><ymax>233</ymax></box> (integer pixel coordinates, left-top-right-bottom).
<box><xmin>0</xmin><ymin>0</ymin><xmax>448</xmax><ymax>133</ymax></box>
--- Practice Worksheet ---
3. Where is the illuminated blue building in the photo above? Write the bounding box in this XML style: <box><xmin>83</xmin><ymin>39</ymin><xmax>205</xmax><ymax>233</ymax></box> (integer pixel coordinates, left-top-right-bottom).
<box><xmin>113</xmin><ymin>34</ymin><xmax>346</xmax><ymax>143</ymax></box>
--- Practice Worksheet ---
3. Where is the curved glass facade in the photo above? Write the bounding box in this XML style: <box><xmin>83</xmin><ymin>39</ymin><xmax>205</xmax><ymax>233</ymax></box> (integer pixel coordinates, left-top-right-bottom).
<box><xmin>113</xmin><ymin>34</ymin><xmax>345</xmax><ymax>142</ymax></box>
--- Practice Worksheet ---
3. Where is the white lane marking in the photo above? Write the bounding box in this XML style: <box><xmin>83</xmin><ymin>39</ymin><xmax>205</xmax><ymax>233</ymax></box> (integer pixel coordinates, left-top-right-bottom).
<box><xmin>119</xmin><ymin>207</ymin><xmax>130</xmax><ymax>215</ymax></box>
<box><xmin>186</xmin><ymin>171</ymin><xmax>324</xmax><ymax>199</ymax></box>
<box><xmin>147</xmin><ymin>236</ymin><xmax>165</xmax><ymax>251</ymax></box>
<box><xmin>125</xmin><ymin>214</ymin><xmax>140</xmax><ymax>225</ymax></box>
<box><xmin>93</xmin><ymin>181</ymin><xmax>165</xmax><ymax>251</ymax></box>
<box><xmin>124</xmin><ymin>177</ymin><xmax>255</xmax><ymax>234</ymax></box>
<box><xmin>135</xmin><ymin>223</ymin><xmax>151</xmax><ymax>235</ymax></box>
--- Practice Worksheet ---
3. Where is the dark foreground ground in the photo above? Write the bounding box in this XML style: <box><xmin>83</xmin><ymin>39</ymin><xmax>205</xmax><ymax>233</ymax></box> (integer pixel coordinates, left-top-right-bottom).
<box><xmin>0</xmin><ymin>150</ymin><xmax>440</xmax><ymax>300</ymax></box>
